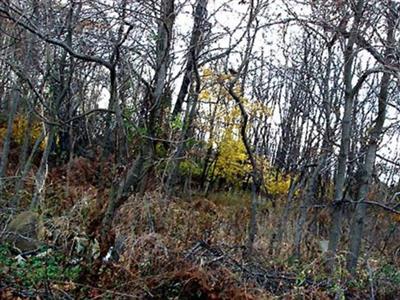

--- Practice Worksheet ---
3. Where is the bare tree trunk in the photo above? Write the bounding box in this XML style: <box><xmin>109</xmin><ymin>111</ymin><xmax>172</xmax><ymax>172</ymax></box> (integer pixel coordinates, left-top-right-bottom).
<box><xmin>16</xmin><ymin>108</ymin><xmax>34</xmax><ymax>177</ymax></box>
<box><xmin>31</xmin><ymin>52</ymin><xmax>72</xmax><ymax>209</ymax></box>
<box><xmin>200</xmin><ymin>101</ymin><xmax>219</xmax><ymax>191</ymax></box>
<box><xmin>30</xmin><ymin>125</ymin><xmax>56</xmax><ymax>210</ymax></box>
<box><xmin>165</xmin><ymin>83</ymin><xmax>199</xmax><ymax>195</ymax></box>
<box><xmin>100</xmin><ymin>0</ymin><xmax>175</xmax><ymax>252</ymax></box>
<box><xmin>272</xmin><ymin>173</ymin><xmax>305</xmax><ymax>255</ymax></box>
<box><xmin>346</xmin><ymin>1</ymin><xmax>395</xmax><ymax>273</ymax></box>
<box><xmin>293</xmin><ymin>156</ymin><xmax>326</xmax><ymax>258</ymax></box>
<box><xmin>166</xmin><ymin>0</ymin><xmax>207</xmax><ymax>195</ymax></box>
<box><xmin>12</xmin><ymin>131</ymin><xmax>45</xmax><ymax>208</ymax></box>
<box><xmin>327</xmin><ymin>0</ymin><xmax>365</xmax><ymax>268</ymax></box>
<box><xmin>0</xmin><ymin>85</ymin><xmax>20</xmax><ymax>197</ymax></box>
<box><xmin>100</xmin><ymin>152</ymin><xmax>146</xmax><ymax>245</ymax></box>
<box><xmin>171</xmin><ymin>0</ymin><xmax>208</xmax><ymax>119</ymax></box>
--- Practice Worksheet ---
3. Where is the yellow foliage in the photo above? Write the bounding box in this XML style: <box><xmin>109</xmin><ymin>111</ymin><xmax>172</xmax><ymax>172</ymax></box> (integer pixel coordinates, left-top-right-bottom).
<box><xmin>0</xmin><ymin>115</ymin><xmax>45</xmax><ymax>150</ymax></box>
<box><xmin>249</xmin><ymin>102</ymin><xmax>273</xmax><ymax>117</ymax></box>
<box><xmin>233</xmin><ymin>85</ymin><xmax>242</xmax><ymax>97</ymax></box>
<box><xmin>199</xmin><ymin>90</ymin><xmax>212</xmax><ymax>101</ymax></box>
<box><xmin>202</xmin><ymin>68</ymin><xmax>214</xmax><ymax>78</ymax></box>
<box><xmin>213</xmin><ymin>138</ymin><xmax>291</xmax><ymax>195</ymax></box>
<box><xmin>223</xmin><ymin>107</ymin><xmax>241</xmax><ymax>125</ymax></box>
<box><xmin>257</xmin><ymin>158</ymin><xmax>292</xmax><ymax>197</ymax></box>
<box><xmin>197</xmin><ymin>67</ymin><xmax>273</xmax><ymax>124</ymax></box>
<box><xmin>0</xmin><ymin>127</ymin><xmax>6</xmax><ymax>139</ymax></box>
<box><xmin>217</xmin><ymin>73</ymin><xmax>233</xmax><ymax>82</ymax></box>
<box><xmin>197</xmin><ymin>67</ymin><xmax>278</xmax><ymax>191</ymax></box>
<box><xmin>392</xmin><ymin>213</ymin><xmax>400</xmax><ymax>223</ymax></box>
<box><xmin>264</xmin><ymin>172</ymin><xmax>292</xmax><ymax>197</ymax></box>
<box><xmin>214</xmin><ymin>130</ymin><xmax>251</xmax><ymax>185</ymax></box>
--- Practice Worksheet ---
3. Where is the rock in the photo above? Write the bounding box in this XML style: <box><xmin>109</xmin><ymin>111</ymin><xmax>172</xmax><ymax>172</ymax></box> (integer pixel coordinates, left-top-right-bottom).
<box><xmin>5</xmin><ymin>211</ymin><xmax>41</xmax><ymax>252</ymax></box>
<box><xmin>319</xmin><ymin>239</ymin><xmax>329</xmax><ymax>254</ymax></box>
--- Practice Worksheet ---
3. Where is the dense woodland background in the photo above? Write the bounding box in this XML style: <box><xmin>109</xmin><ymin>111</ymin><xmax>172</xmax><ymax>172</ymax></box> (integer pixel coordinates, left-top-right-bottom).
<box><xmin>0</xmin><ymin>0</ymin><xmax>400</xmax><ymax>299</ymax></box>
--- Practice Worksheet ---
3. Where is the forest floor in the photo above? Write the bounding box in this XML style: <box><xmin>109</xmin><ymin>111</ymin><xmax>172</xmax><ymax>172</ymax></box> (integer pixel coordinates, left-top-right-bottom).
<box><xmin>0</xmin><ymin>158</ymin><xmax>399</xmax><ymax>299</ymax></box>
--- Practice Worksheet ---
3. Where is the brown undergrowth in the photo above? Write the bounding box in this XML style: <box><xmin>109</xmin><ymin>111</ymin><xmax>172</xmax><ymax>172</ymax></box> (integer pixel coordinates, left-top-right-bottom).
<box><xmin>1</xmin><ymin>154</ymin><xmax>399</xmax><ymax>299</ymax></box>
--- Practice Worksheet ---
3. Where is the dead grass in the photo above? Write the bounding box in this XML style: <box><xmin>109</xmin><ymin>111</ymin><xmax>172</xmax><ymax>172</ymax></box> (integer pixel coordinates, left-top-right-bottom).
<box><xmin>1</xmin><ymin>156</ymin><xmax>399</xmax><ymax>299</ymax></box>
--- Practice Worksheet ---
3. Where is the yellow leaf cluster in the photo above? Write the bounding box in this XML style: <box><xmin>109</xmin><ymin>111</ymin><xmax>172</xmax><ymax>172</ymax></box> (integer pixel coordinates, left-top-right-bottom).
<box><xmin>222</xmin><ymin>106</ymin><xmax>241</xmax><ymax>125</ymax></box>
<box><xmin>214</xmin><ymin>130</ymin><xmax>251</xmax><ymax>185</ymax></box>
<box><xmin>199</xmin><ymin>90</ymin><xmax>212</xmax><ymax>101</ymax></box>
<box><xmin>264</xmin><ymin>172</ymin><xmax>292</xmax><ymax>197</ymax></box>
<box><xmin>0</xmin><ymin>127</ymin><xmax>6</xmax><ymax>139</ymax></box>
<box><xmin>392</xmin><ymin>213</ymin><xmax>400</xmax><ymax>223</ymax></box>
<box><xmin>248</xmin><ymin>102</ymin><xmax>273</xmax><ymax>117</ymax></box>
<box><xmin>217</xmin><ymin>73</ymin><xmax>233</xmax><ymax>81</ymax></box>
<box><xmin>257</xmin><ymin>158</ymin><xmax>292</xmax><ymax>197</ymax></box>
<box><xmin>197</xmin><ymin>67</ymin><xmax>278</xmax><ymax>191</ymax></box>
<box><xmin>200</xmin><ymin>67</ymin><xmax>236</xmax><ymax>98</ymax></box>
<box><xmin>0</xmin><ymin>115</ymin><xmax>45</xmax><ymax>150</ymax></box>
<box><xmin>202</xmin><ymin>68</ymin><xmax>214</xmax><ymax>78</ymax></box>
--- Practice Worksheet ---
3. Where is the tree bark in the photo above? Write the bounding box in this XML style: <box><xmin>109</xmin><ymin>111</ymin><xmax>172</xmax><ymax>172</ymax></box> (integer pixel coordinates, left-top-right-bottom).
<box><xmin>346</xmin><ymin>1</ymin><xmax>395</xmax><ymax>274</ymax></box>
<box><xmin>327</xmin><ymin>0</ymin><xmax>365</xmax><ymax>268</ymax></box>
<box><xmin>0</xmin><ymin>86</ymin><xmax>20</xmax><ymax>197</ymax></box>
